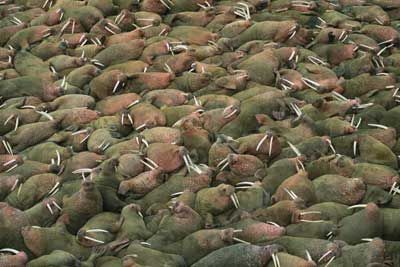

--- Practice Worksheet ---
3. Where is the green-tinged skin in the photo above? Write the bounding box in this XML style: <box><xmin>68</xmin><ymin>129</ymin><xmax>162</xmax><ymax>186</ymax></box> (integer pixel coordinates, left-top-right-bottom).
<box><xmin>306</xmin><ymin>155</ymin><xmax>355</xmax><ymax>180</ymax></box>
<box><xmin>77</xmin><ymin>212</ymin><xmax>120</xmax><ymax>247</ymax></box>
<box><xmin>118</xmin><ymin>242</ymin><xmax>186</xmax><ymax>267</ymax></box>
<box><xmin>5</xmin><ymin>173</ymin><xmax>60</xmax><ymax>210</ymax></box>
<box><xmin>352</xmin><ymin>163</ymin><xmax>398</xmax><ymax>189</ymax></box>
<box><xmin>147</xmin><ymin>202</ymin><xmax>203</xmax><ymax>250</ymax></box>
<box><xmin>264</xmin><ymin>236</ymin><xmax>344</xmax><ymax>263</ymax></box>
<box><xmin>358</xmin><ymin>135</ymin><xmax>398</xmax><ymax>169</ymax></box>
<box><xmin>21</xmin><ymin>142</ymin><xmax>72</xmax><ymax>164</ymax></box>
<box><xmin>313</xmin><ymin>175</ymin><xmax>366</xmax><ymax>205</ymax></box>
<box><xmin>262</xmin><ymin>157</ymin><xmax>299</xmax><ymax>194</ymax></box>
<box><xmin>193</xmin><ymin>244</ymin><xmax>278</xmax><ymax>267</ymax></box>
<box><xmin>265</xmin><ymin>252</ymin><xmax>315</xmax><ymax>267</ymax></box>
<box><xmin>286</xmin><ymin>221</ymin><xmax>335</xmax><ymax>239</ymax></box>
<box><xmin>252</xmin><ymin>200</ymin><xmax>304</xmax><ymax>226</ymax></box>
<box><xmin>334</xmin><ymin>203</ymin><xmax>384</xmax><ymax>245</ymax></box>
<box><xmin>114</xmin><ymin>204</ymin><xmax>152</xmax><ymax>241</ymax></box>
<box><xmin>306</xmin><ymin>201</ymin><xmax>351</xmax><ymax>221</ymax></box>
<box><xmin>328</xmin><ymin>238</ymin><xmax>386</xmax><ymax>267</ymax></box>
<box><xmin>235</xmin><ymin>186</ymin><xmax>269</xmax><ymax>212</ymax></box>
<box><xmin>274</xmin><ymin>136</ymin><xmax>330</xmax><ymax>162</ymax></box>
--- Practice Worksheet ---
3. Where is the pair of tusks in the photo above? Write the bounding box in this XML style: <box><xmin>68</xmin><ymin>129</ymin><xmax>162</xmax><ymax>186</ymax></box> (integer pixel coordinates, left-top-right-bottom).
<box><xmin>298</xmin><ymin>211</ymin><xmax>323</xmax><ymax>223</ymax></box>
<box><xmin>289</xmin><ymin>102</ymin><xmax>302</xmax><ymax>117</ymax></box>
<box><xmin>42</xmin><ymin>0</ymin><xmax>53</xmax><ymax>8</ymax></box>
<box><xmin>308</xmin><ymin>56</ymin><xmax>328</xmax><ymax>66</ymax></box>
<box><xmin>2</xmin><ymin>140</ymin><xmax>13</xmax><ymax>155</ymax></box>
<box><xmin>46</xmin><ymin>199</ymin><xmax>62</xmax><ymax>215</ymax></box>
<box><xmin>135</xmin><ymin>136</ymin><xmax>149</xmax><ymax>148</ymax></box>
<box><xmin>3</xmin><ymin>114</ymin><xmax>19</xmax><ymax>131</ymax></box>
<box><xmin>104</xmin><ymin>22</ymin><xmax>120</xmax><ymax>35</ymax></box>
<box><xmin>47</xmin><ymin>181</ymin><xmax>60</xmax><ymax>196</ymax></box>
<box><xmin>0</xmin><ymin>248</ymin><xmax>20</xmax><ymax>254</ymax></box>
<box><xmin>223</xmin><ymin>106</ymin><xmax>238</xmax><ymax>119</ymax></box>
<box><xmin>318</xmin><ymin>249</ymin><xmax>335</xmax><ymax>266</ymax></box>
<box><xmin>272</xmin><ymin>252</ymin><xmax>281</xmax><ymax>267</ymax></box>
<box><xmin>121</xmin><ymin>113</ymin><xmax>134</xmax><ymax>126</ymax></box>
<box><xmin>50</xmin><ymin>150</ymin><xmax>61</xmax><ymax>167</ymax></box>
<box><xmin>389</xmin><ymin>182</ymin><xmax>400</xmax><ymax>196</ymax></box>
<box><xmin>230</xmin><ymin>192</ymin><xmax>240</xmax><ymax>209</ymax></box>
<box><xmin>91</xmin><ymin>59</ymin><xmax>105</xmax><ymax>67</ymax></box>
<box><xmin>72</xmin><ymin>129</ymin><xmax>91</xmax><ymax>144</ymax></box>
<box><xmin>97</xmin><ymin>140</ymin><xmax>111</xmax><ymax>151</ymax></box>
<box><xmin>301</xmin><ymin>77</ymin><xmax>320</xmax><ymax>91</ymax></box>
<box><xmin>256</xmin><ymin>134</ymin><xmax>274</xmax><ymax>157</ymax></box>
<box><xmin>114</xmin><ymin>12</ymin><xmax>126</xmax><ymax>25</ymax></box>
<box><xmin>9</xmin><ymin>16</ymin><xmax>23</xmax><ymax>25</ymax></box>
<box><xmin>233</xmin><ymin>2</ymin><xmax>251</xmax><ymax>20</ymax></box>
<box><xmin>235</xmin><ymin>181</ymin><xmax>256</xmax><ymax>190</ymax></box>
<box><xmin>183</xmin><ymin>153</ymin><xmax>202</xmax><ymax>174</ymax></box>
<box><xmin>197</xmin><ymin>0</ymin><xmax>211</xmax><ymax>9</ymax></box>
<box><xmin>159</xmin><ymin>0</ymin><xmax>174</xmax><ymax>10</ymax></box>
<box><xmin>140</xmin><ymin>157</ymin><xmax>159</xmax><ymax>170</ymax></box>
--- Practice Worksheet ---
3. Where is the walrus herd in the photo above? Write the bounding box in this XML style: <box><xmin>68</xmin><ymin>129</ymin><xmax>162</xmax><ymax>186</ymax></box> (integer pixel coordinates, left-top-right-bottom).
<box><xmin>1</xmin><ymin>0</ymin><xmax>400</xmax><ymax>266</ymax></box>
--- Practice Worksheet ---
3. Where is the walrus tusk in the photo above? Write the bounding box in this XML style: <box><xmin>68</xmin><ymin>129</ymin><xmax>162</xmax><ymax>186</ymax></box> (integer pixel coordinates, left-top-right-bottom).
<box><xmin>325</xmin><ymin>256</ymin><xmax>335</xmax><ymax>267</ymax></box>
<box><xmin>48</xmin><ymin>182</ymin><xmax>60</xmax><ymax>196</ymax></box>
<box><xmin>11</xmin><ymin>179</ymin><xmax>19</xmax><ymax>192</ymax></box>
<box><xmin>269</xmin><ymin>136</ymin><xmax>274</xmax><ymax>157</ymax></box>
<box><xmin>0</xmin><ymin>248</ymin><xmax>19</xmax><ymax>254</ymax></box>
<box><xmin>331</xmin><ymin>91</ymin><xmax>348</xmax><ymax>101</ymax></box>
<box><xmin>83</xmin><ymin>236</ymin><xmax>105</xmax><ymax>244</ymax></box>
<box><xmin>256</xmin><ymin>134</ymin><xmax>268</xmax><ymax>152</ymax></box>
<box><xmin>318</xmin><ymin>250</ymin><xmax>332</xmax><ymax>263</ymax></box>
<box><xmin>267</xmin><ymin>221</ymin><xmax>281</xmax><ymax>227</ymax></box>
<box><xmin>159</xmin><ymin>0</ymin><xmax>170</xmax><ymax>9</ymax></box>
<box><xmin>3</xmin><ymin>159</ymin><xmax>16</xmax><ymax>167</ymax></box>
<box><xmin>112</xmin><ymin>80</ymin><xmax>120</xmax><ymax>93</ymax></box>
<box><xmin>52</xmin><ymin>201</ymin><xmax>62</xmax><ymax>211</ymax></box>
<box><xmin>232</xmin><ymin>237</ymin><xmax>250</xmax><ymax>245</ymax></box>
<box><xmin>6</xmin><ymin>164</ymin><xmax>18</xmax><ymax>172</ymax></box>
<box><xmin>72</xmin><ymin>168</ymin><xmax>93</xmax><ymax>174</ymax></box>
<box><xmin>287</xmin><ymin>141</ymin><xmax>301</xmax><ymax>157</ymax></box>
<box><xmin>170</xmin><ymin>192</ymin><xmax>183</xmax><ymax>197</ymax></box>
<box><xmin>361</xmin><ymin>238</ymin><xmax>373</xmax><ymax>242</ymax></box>
<box><xmin>367</xmin><ymin>123</ymin><xmax>388</xmax><ymax>130</ymax></box>
<box><xmin>86</xmin><ymin>229</ymin><xmax>110</xmax><ymax>233</ymax></box>
<box><xmin>46</xmin><ymin>203</ymin><xmax>54</xmax><ymax>214</ymax></box>
<box><xmin>4</xmin><ymin>114</ymin><xmax>15</xmax><ymax>125</ymax></box>
<box><xmin>284</xmin><ymin>188</ymin><xmax>297</xmax><ymax>200</ymax></box>
<box><xmin>272</xmin><ymin>253</ymin><xmax>281</xmax><ymax>267</ymax></box>
<box><xmin>347</xmin><ymin>204</ymin><xmax>367</xmax><ymax>209</ymax></box>
<box><xmin>305</xmin><ymin>250</ymin><xmax>312</xmax><ymax>262</ymax></box>
<box><xmin>230</xmin><ymin>194</ymin><xmax>239</xmax><ymax>209</ymax></box>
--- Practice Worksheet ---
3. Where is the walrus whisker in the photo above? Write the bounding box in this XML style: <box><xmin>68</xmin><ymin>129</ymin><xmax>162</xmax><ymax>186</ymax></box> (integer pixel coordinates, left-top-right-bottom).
<box><xmin>287</xmin><ymin>141</ymin><xmax>301</xmax><ymax>157</ymax></box>
<box><xmin>347</xmin><ymin>204</ymin><xmax>367</xmax><ymax>209</ymax></box>
<box><xmin>6</xmin><ymin>164</ymin><xmax>18</xmax><ymax>172</ymax></box>
<box><xmin>256</xmin><ymin>134</ymin><xmax>269</xmax><ymax>152</ymax></box>
<box><xmin>233</xmin><ymin>237</ymin><xmax>250</xmax><ymax>245</ymax></box>
<box><xmin>86</xmin><ymin>229</ymin><xmax>110</xmax><ymax>233</ymax></box>
<box><xmin>0</xmin><ymin>248</ymin><xmax>19</xmax><ymax>254</ymax></box>
<box><xmin>83</xmin><ymin>236</ymin><xmax>105</xmax><ymax>244</ymax></box>
<box><xmin>4</xmin><ymin>114</ymin><xmax>15</xmax><ymax>125</ymax></box>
